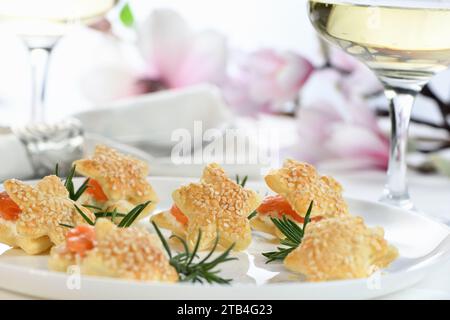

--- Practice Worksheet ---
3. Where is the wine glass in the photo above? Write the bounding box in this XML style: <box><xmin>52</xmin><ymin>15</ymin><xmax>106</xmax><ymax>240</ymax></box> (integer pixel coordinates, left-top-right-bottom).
<box><xmin>307</xmin><ymin>0</ymin><xmax>450</xmax><ymax>210</ymax></box>
<box><xmin>0</xmin><ymin>0</ymin><xmax>118</xmax><ymax>123</ymax></box>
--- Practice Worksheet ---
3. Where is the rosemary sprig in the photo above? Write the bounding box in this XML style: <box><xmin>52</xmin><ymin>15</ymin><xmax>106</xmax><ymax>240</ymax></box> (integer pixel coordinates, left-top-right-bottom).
<box><xmin>235</xmin><ymin>174</ymin><xmax>248</xmax><ymax>188</ymax></box>
<box><xmin>93</xmin><ymin>211</ymin><xmax>127</xmax><ymax>219</ymax></box>
<box><xmin>73</xmin><ymin>201</ymin><xmax>150</xmax><ymax>228</ymax></box>
<box><xmin>55</xmin><ymin>163</ymin><xmax>60</xmax><ymax>177</ymax></box>
<box><xmin>117</xmin><ymin>201</ymin><xmax>151</xmax><ymax>228</ymax></box>
<box><xmin>247</xmin><ymin>210</ymin><xmax>257</xmax><ymax>220</ymax></box>
<box><xmin>152</xmin><ymin>221</ymin><xmax>237</xmax><ymax>284</ymax></box>
<box><xmin>59</xmin><ymin>223</ymin><xmax>74</xmax><ymax>229</ymax></box>
<box><xmin>82</xmin><ymin>204</ymin><xmax>103</xmax><ymax>211</ymax></box>
<box><xmin>262</xmin><ymin>201</ymin><xmax>313</xmax><ymax>263</ymax></box>
<box><xmin>74</xmin><ymin>204</ymin><xmax>95</xmax><ymax>225</ymax></box>
<box><xmin>55</xmin><ymin>164</ymin><xmax>90</xmax><ymax>201</ymax></box>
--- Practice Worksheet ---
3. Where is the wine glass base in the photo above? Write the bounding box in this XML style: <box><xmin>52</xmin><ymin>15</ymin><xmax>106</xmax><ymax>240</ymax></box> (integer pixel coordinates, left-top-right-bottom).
<box><xmin>379</xmin><ymin>190</ymin><xmax>416</xmax><ymax>211</ymax></box>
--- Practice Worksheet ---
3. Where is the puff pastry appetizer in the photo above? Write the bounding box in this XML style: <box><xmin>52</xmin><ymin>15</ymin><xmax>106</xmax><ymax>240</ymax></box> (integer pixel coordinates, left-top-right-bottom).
<box><xmin>251</xmin><ymin>159</ymin><xmax>349</xmax><ymax>237</ymax></box>
<box><xmin>74</xmin><ymin>145</ymin><xmax>158</xmax><ymax>223</ymax></box>
<box><xmin>49</xmin><ymin>218</ymin><xmax>178</xmax><ymax>282</ymax></box>
<box><xmin>284</xmin><ymin>216</ymin><xmax>398</xmax><ymax>281</ymax></box>
<box><xmin>0</xmin><ymin>175</ymin><xmax>95</xmax><ymax>254</ymax></box>
<box><xmin>152</xmin><ymin>163</ymin><xmax>261</xmax><ymax>251</ymax></box>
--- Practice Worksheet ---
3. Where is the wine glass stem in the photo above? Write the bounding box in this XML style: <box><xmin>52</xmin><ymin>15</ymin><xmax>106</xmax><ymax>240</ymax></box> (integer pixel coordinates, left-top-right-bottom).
<box><xmin>29</xmin><ymin>46</ymin><xmax>54</xmax><ymax>123</ymax></box>
<box><xmin>381</xmin><ymin>86</ymin><xmax>419</xmax><ymax>210</ymax></box>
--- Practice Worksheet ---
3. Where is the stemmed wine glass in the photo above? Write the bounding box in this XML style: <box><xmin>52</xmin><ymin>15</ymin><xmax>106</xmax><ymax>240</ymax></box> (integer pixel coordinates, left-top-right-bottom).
<box><xmin>308</xmin><ymin>0</ymin><xmax>450</xmax><ymax>210</ymax></box>
<box><xmin>0</xmin><ymin>0</ymin><xmax>118</xmax><ymax>123</ymax></box>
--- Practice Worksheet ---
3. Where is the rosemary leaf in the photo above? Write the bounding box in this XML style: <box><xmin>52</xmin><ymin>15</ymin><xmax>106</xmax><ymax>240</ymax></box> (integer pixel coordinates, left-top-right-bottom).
<box><xmin>117</xmin><ymin>201</ymin><xmax>150</xmax><ymax>228</ymax></box>
<box><xmin>56</xmin><ymin>164</ymin><xmax>90</xmax><ymax>202</ymax></box>
<box><xmin>152</xmin><ymin>221</ymin><xmax>235</xmax><ymax>284</ymax></box>
<box><xmin>262</xmin><ymin>201</ymin><xmax>313</xmax><ymax>263</ymax></box>
<box><xmin>151</xmin><ymin>221</ymin><xmax>172</xmax><ymax>259</ymax></box>
<box><xmin>247</xmin><ymin>210</ymin><xmax>257</xmax><ymax>220</ymax></box>
<box><xmin>235</xmin><ymin>174</ymin><xmax>249</xmax><ymax>188</ymax></box>
<box><xmin>93</xmin><ymin>212</ymin><xmax>127</xmax><ymax>218</ymax></box>
<box><xmin>72</xmin><ymin>178</ymin><xmax>90</xmax><ymax>201</ymax></box>
<box><xmin>82</xmin><ymin>204</ymin><xmax>103</xmax><ymax>211</ymax></box>
<box><xmin>74</xmin><ymin>204</ymin><xmax>95</xmax><ymax>226</ymax></box>
<box><xmin>59</xmin><ymin>223</ymin><xmax>74</xmax><ymax>229</ymax></box>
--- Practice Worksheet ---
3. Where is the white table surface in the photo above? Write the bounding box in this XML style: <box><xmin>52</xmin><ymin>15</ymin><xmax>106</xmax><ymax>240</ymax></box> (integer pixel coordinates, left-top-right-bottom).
<box><xmin>0</xmin><ymin>169</ymin><xmax>449</xmax><ymax>300</ymax></box>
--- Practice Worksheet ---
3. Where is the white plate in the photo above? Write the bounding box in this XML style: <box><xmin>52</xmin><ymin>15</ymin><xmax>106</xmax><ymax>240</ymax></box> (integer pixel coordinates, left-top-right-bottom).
<box><xmin>0</xmin><ymin>177</ymin><xmax>449</xmax><ymax>300</ymax></box>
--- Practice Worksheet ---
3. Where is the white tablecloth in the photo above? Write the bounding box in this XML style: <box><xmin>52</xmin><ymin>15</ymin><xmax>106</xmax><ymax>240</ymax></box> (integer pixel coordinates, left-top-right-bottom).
<box><xmin>0</xmin><ymin>169</ymin><xmax>449</xmax><ymax>300</ymax></box>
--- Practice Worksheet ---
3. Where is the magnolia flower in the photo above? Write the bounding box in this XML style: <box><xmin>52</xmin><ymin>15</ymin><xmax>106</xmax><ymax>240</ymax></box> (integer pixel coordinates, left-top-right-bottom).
<box><xmin>291</xmin><ymin>69</ymin><xmax>389</xmax><ymax>170</ymax></box>
<box><xmin>223</xmin><ymin>49</ymin><xmax>314</xmax><ymax>116</ymax></box>
<box><xmin>136</xmin><ymin>9</ymin><xmax>227</xmax><ymax>91</ymax></box>
<box><xmin>81</xmin><ymin>9</ymin><xmax>227</xmax><ymax>104</ymax></box>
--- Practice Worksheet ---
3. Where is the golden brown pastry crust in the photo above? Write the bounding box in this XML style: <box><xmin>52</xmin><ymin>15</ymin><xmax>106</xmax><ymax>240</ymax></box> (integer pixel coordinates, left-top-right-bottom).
<box><xmin>0</xmin><ymin>221</ymin><xmax>52</xmax><ymax>255</ymax></box>
<box><xmin>0</xmin><ymin>176</ymin><xmax>95</xmax><ymax>254</ymax></box>
<box><xmin>265</xmin><ymin>159</ymin><xmax>348</xmax><ymax>219</ymax></box>
<box><xmin>152</xmin><ymin>163</ymin><xmax>261</xmax><ymax>251</ymax></box>
<box><xmin>284</xmin><ymin>216</ymin><xmax>398</xmax><ymax>281</ymax></box>
<box><xmin>74</xmin><ymin>145</ymin><xmax>158</xmax><ymax>221</ymax></box>
<box><xmin>49</xmin><ymin>219</ymin><xmax>178</xmax><ymax>282</ymax></box>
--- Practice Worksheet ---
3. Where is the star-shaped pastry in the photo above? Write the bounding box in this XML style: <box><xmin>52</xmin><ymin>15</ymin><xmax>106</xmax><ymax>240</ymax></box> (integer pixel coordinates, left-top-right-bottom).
<box><xmin>74</xmin><ymin>145</ymin><xmax>158</xmax><ymax>220</ymax></box>
<box><xmin>264</xmin><ymin>159</ymin><xmax>348</xmax><ymax>219</ymax></box>
<box><xmin>49</xmin><ymin>219</ymin><xmax>179</xmax><ymax>282</ymax></box>
<box><xmin>3</xmin><ymin>175</ymin><xmax>95</xmax><ymax>248</ymax></box>
<box><xmin>284</xmin><ymin>216</ymin><xmax>398</xmax><ymax>281</ymax></box>
<box><xmin>155</xmin><ymin>163</ymin><xmax>261</xmax><ymax>251</ymax></box>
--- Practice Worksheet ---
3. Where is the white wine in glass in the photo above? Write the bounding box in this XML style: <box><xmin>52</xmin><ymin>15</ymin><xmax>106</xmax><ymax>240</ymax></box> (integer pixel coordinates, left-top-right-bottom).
<box><xmin>0</xmin><ymin>0</ymin><xmax>118</xmax><ymax>121</ymax></box>
<box><xmin>308</xmin><ymin>0</ymin><xmax>450</xmax><ymax>210</ymax></box>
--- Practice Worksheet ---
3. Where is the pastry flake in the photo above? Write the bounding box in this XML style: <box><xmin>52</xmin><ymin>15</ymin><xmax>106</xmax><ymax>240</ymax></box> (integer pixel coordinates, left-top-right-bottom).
<box><xmin>49</xmin><ymin>218</ymin><xmax>178</xmax><ymax>282</ymax></box>
<box><xmin>0</xmin><ymin>175</ymin><xmax>95</xmax><ymax>254</ymax></box>
<box><xmin>284</xmin><ymin>216</ymin><xmax>398</xmax><ymax>281</ymax></box>
<box><xmin>252</xmin><ymin>160</ymin><xmax>348</xmax><ymax>237</ymax></box>
<box><xmin>74</xmin><ymin>145</ymin><xmax>158</xmax><ymax>222</ymax></box>
<box><xmin>152</xmin><ymin>163</ymin><xmax>261</xmax><ymax>251</ymax></box>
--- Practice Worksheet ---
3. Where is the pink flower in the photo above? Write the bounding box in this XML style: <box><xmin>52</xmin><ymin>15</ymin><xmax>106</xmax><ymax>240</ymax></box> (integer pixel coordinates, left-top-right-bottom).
<box><xmin>136</xmin><ymin>9</ymin><xmax>227</xmax><ymax>91</ymax></box>
<box><xmin>292</xmin><ymin>70</ymin><xmax>389</xmax><ymax>170</ymax></box>
<box><xmin>81</xmin><ymin>9</ymin><xmax>228</xmax><ymax>103</ymax></box>
<box><xmin>223</xmin><ymin>49</ymin><xmax>314</xmax><ymax>116</ymax></box>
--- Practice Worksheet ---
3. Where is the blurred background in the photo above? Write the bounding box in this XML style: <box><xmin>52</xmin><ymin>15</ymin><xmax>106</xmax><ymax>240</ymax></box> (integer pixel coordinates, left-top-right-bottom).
<box><xmin>1</xmin><ymin>0</ymin><xmax>450</xmax><ymax>185</ymax></box>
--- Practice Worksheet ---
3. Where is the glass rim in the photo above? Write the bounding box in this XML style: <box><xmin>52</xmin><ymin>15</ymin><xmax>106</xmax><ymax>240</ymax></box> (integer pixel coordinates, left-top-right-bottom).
<box><xmin>308</xmin><ymin>0</ymin><xmax>450</xmax><ymax>9</ymax></box>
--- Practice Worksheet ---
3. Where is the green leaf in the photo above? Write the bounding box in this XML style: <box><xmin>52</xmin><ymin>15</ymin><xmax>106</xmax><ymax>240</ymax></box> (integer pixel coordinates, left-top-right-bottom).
<box><xmin>153</xmin><ymin>221</ymin><xmax>235</xmax><ymax>284</ymax></box>
<box><xmin>235</xmin><ymin>174</ymin><xmax>249</xmax><ymax>188</ymax></box>
<box><xmin>151</xmin><ymin>221</ymin><xmax>172</xmax><ymax>259</ymax></box>
<box><xmin>117</xmin><ymin>201</ymin><xmax>150</xmax><ymax>228</ymax></box>
<box><xmin>59</xmin><ymin>223</ymin><xmax>74</xmax><ymax>229</ymax></box>
<box><xmin>119</xmin><ymin>3</ymin><xmax>135</xmax><ymax>27</ymax></box>
<box><xmin>262</xmin><ymin>201</ymin><xmax>314</xmax><ymax>263</ymax></box>
<box><xmin>247</xmin><ymin>210</ymin><xmax>257</xmax><ymax>220</ymax></box>
<box><xmin>74</xmin><ymin>204</ymin><xmax>95</xmax><ymax>225</ymax></box>
<box><xmin>55</xmin><ymin>163</ymin><xmax>60</xmax><ymax>177</ymax></box>
<box><xmin>60</xmin><ymin>165</ymin><xmax>90</xmax><ymax>201</ymax></box>
<box><xmin>93</xmin><ymin>211</ymin><xmax>126</xmax><ymax>218</ymax></box>
<box><xmin>72</xmin><ymin>178</ymin><xmax>90</xmax><ymax>201</ymax></box>
<box><xmin>82</xmin><ymin>204</ymin><xmax>103</xmax><ymax>211</ymax></box>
